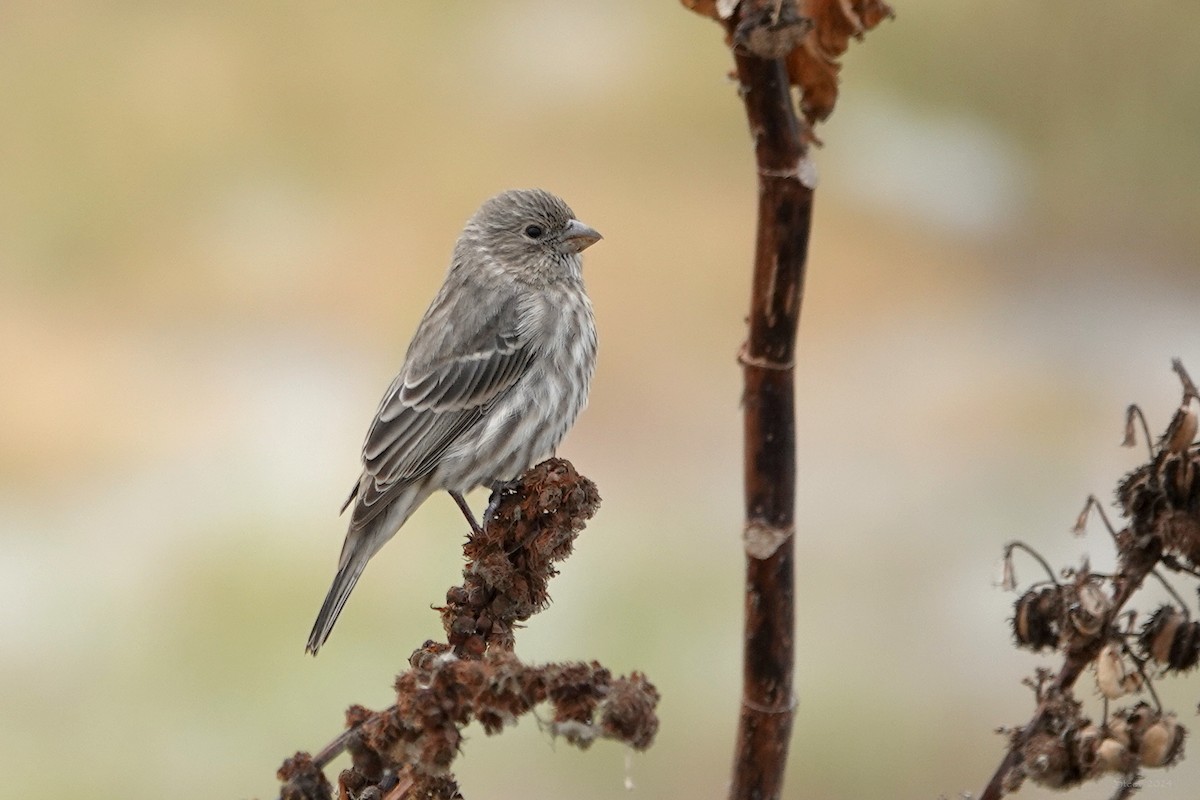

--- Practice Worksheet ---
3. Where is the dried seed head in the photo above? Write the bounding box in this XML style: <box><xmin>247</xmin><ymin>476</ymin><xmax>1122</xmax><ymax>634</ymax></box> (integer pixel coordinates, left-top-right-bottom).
<box><xmin>1071</xmin><ymin>580</ymin><xmax>1111</xmax><ymax>635</ymax></box>
<box><xmin>1095</xmin><ymin>642</ymin><xmax>1142</xmax><ymax>700</ymax></box>
<box><xmin>1171</xmin><ymin>621</ymin><xmax>1200</xmax><ymax>671</ymax></box>
<box><xmin>1161</xmin><ymin>504</ymin><xmax>1200</xmax><ymax>567</ymax></box>
<box><xmin>1022</xmin><ymin>731</ymin><xmax>1072</xmax><ymax>789</ymax></box>
<box><xmin>1117</xmin><ymin>397</ymin><xmax>1200</xmax><ymax>563</ymax></box>
<box><xmin>1095</xmin><ymin>737</ymin><xmax>1135</xmax><ymax>774</ymax></box>
<box><xmin>1160</xmin><ymin>397</ymin><xmax>1199</xmax><ymax>455</ymax></box>
<box><xmin>1140</xmin><ymin>713</ymin><xmax>1186</xmax><ymax>768</ymax></box>
<box><xmin>1108</xmin><ymin>703</ymin><xmax>1188</xmax><ymax>770</ymax></box>
<box><xmin>277</xmin><ymin>752</ymin><xmax>333</xmax><ymax>800</ymax></box>
<box><xmin>1013</xmin><ymin>587</ymin><xmax>1063</xmax><ymax>651</ymax></box>
<box><xmin>1138</xmin><ymin>605</ymin><xmax>1200</xmax><ymax>671</ymax></box>
<box><xmin>1077</xmin><ymin>723</ymin><xmax>1138</xmax><ymax>777</ymax></box>
<box><xmin>1116</xmin><ymin>464</ymin><xmax>1156</xmax><ymax>525</ymax></box>
<box><xmin>1140</xmin><ymin>605</ymin><xmax>1185</xmax><ymax>664</ymax></box>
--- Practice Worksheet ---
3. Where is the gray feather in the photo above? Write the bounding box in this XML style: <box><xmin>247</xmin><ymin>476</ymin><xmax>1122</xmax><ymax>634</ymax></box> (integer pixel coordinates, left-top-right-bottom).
<box><xmin>350</xmin><ymin>289</ymin><xmax>535</xmax><ymax>532</ymax></box>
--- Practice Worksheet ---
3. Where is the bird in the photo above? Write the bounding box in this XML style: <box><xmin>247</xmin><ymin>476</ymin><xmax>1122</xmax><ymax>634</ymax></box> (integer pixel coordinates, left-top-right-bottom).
<box><xmin>306</xmin><ymin>188</ymin><xmax>601</xmax><ymax>655</ymax></box>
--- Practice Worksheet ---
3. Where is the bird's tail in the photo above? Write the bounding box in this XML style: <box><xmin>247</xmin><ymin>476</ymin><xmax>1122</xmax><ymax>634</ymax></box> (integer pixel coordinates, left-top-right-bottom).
<box><xmin>305</xmin><ymin>551</ymin><xmax>368</xmax><ymax>655</ymax></box>
<box><xmin>306</xmin><ymin>482</ymin><xmax>431</xmax><ymax>655</ymax></box>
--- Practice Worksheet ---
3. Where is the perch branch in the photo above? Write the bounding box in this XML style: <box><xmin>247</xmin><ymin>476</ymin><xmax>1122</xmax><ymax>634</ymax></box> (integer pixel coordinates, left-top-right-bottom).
<box><xmin>277</xmin><ymin>460</ymin><xmax>659</xmax><ymax>800</ymax></box>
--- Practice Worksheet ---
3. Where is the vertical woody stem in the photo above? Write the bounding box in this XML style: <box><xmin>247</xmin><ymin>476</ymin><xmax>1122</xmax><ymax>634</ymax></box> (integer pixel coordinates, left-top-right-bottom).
<box><xmin>730</xmin><ymin>42</ymin><xmax>813</xmax><ymax>800</ymax></box>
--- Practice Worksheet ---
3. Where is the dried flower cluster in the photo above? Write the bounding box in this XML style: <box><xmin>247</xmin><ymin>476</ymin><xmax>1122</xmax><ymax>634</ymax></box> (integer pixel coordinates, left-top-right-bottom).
<box><xmin>441</xmin><ymin>458</ymin><xmax>600</xmax><ymax>656</ymax></box>
<box><xmin>1001</xmin><ymin>674</ymin><xmax>1185</xmax><ymax>794</ymax></box>
<box><xmin>277</xmin><ymin>753</ymin><xmax>332</xmax><ymax>800</ymax></box>
<box><xmin>984</xmin><ymin>361</ymin><xmax>1200</xmax><ymax>799</ymax></box>
<box><xmin>358</xmin><ymin>646</ymin><xmax>659</xmax><ymax>773</ymax></box>
<box><xmin>276</xmin><ymin>459</ymin><xmax>660</xmax><ymax>800</ymax></box>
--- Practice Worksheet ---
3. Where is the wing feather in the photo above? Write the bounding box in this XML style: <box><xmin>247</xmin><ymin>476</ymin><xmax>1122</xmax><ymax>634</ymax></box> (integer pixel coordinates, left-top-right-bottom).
<box><xmin>347</xmin><ymin>286</ymin><xmax>537</xmax><ymax>531</ymax></box>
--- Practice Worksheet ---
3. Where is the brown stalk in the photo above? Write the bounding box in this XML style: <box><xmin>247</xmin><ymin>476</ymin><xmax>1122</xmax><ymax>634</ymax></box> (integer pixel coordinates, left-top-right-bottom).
<box><xmin>678</xmin><ymin>1</ymin><xmax>888</xmax><ymax>796</ymax></box>
<box><xmin>730</xmin><ymin>22</ymin><xmax>812</xmax><ymax>800</ymax></box>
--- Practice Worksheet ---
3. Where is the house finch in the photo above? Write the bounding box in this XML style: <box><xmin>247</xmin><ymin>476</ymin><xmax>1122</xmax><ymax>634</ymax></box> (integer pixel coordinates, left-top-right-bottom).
<box><xmin>306</xmin><ymin>189</ymin><xmax>601</xmax><ymax>654</ymax></box>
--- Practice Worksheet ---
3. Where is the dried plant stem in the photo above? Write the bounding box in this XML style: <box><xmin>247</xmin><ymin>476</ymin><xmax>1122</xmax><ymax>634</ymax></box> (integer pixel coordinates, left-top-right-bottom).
<box><xmin>978</xmin><ymin>543</ymin><xmax>1161</xmax><ymax>800</ymax></box>
<box><xmin>311</xmin><ymin>727</ymin><xmax>355</xmax><ymax>770</ymax></box>
<box><xmin>1171</xmin><ymin>358</ymin><xmax>1198</xmax><ymax>400</ymax></box>
<box><xmin>731</xmin><ymin>43</ymin><xmax>812</xmax><ymax>800</ymax></box>
<box><xmin>1005</xmin><ymin>541</ymin><xmax>1060</xmax><ymax>585</ymax></box>
<box><xmin>678</xmin><ymin>3</ymin><xmax>887</xmax><ymax>795</ymax></box>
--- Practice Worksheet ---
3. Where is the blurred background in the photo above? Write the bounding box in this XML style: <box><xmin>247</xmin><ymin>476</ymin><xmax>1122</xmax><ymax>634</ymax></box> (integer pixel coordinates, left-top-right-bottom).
<box><xmin>2</xmin><ymin>2</ymin><xmax>1199</xmax><ymax>798</ymax></box>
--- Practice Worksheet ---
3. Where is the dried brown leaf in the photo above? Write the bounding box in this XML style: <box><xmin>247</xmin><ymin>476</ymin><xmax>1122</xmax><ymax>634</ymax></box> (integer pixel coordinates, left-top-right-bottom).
<box><xmin>787</xmin><ymin>0</ymin><xmax>893</xmax><ymax>126</ymax></box>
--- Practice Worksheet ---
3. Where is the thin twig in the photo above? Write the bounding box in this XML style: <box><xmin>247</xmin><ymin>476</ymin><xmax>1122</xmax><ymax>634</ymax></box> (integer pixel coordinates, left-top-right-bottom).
<box><xmin>1075</xmin><ymin>494</ymin><xmax>1119</xmax><ymax>538</ymax></box>
<box><xmin>1146</xmin><ymin>569</ymin><xmax>1191</xmax><ymax>619</ymax></box>
<box><xmin>1121</xmin><ymin>644</ymin><xmax>1163</xmax><ymax>712</ymax></box>
<box><xmin>1124</xmin><ymin>405</ymin><xmax>1155</xmax><ymax>459</ymax></box>
<box><xmin>313</xmin><ymin>727</ymin><xmax>357</xmax><ymax>770</ymax></box>
<box><xmin>1171</xmin><ymin>358</ymin><xmax>1199</xmax><ymax>401</ymax></box>
<box><xmin>1160</xmin><ymin>554</ymin><xmax>1200</xmax><ymax>579</ymax></box>
<box><xmin>1004</xmin><ymin>541</ymin><xmax>1060</xmax><ymax>585</ymax></box>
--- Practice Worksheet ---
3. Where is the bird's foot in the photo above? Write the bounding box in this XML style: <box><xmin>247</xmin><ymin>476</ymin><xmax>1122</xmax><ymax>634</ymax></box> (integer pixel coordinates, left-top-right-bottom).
<box><xmin>484</xmin><ymin>477</ymin><xmax>523</xmax><ymax>528</ymax></box>
<box><xmin>449</xmin><ymin>490</ymin><xmax>485</xmax><ymax>536</ymax></box>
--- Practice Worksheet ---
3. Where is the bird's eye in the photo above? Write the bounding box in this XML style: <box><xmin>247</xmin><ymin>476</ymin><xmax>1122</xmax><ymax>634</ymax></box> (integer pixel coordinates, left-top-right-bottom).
<box><xmin>524</xmin><ymin>224</ymin><xmax>544</xmax><ymax>239</ymax></box>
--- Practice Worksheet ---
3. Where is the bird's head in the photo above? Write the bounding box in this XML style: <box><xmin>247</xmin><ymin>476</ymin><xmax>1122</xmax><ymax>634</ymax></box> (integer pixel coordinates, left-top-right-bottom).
<box><xmin>464</xmin><ymin>188</ymin><xmax>601</xmax><ymax>283</ymax></box>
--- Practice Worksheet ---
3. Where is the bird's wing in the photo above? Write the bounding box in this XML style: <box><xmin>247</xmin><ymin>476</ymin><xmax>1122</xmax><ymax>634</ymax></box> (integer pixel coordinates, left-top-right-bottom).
<box><xmin>347</xmin><ymin>288</ymin><xmax>536</xmax><ymax>530</ymax></box>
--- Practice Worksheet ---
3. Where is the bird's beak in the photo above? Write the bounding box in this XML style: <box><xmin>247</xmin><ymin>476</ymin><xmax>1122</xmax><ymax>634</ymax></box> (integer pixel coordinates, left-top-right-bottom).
<box><xmin>562</xmin><ymin>219</ymin><xmax>602</xmax><ymax>253</ymax></box>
